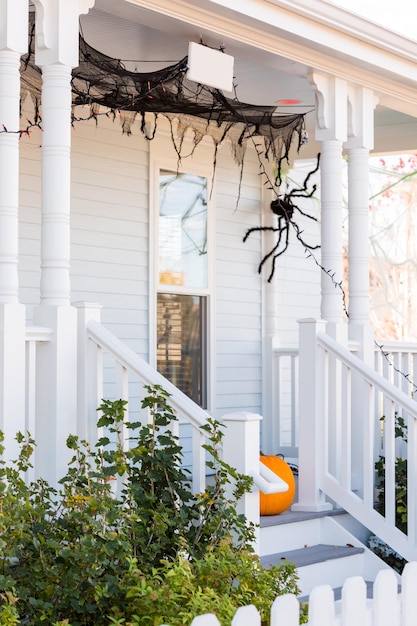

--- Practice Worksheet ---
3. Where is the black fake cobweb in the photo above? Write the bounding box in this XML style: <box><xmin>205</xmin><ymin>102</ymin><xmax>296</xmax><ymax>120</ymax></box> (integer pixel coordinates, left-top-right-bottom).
<box><xmin>20</xmin><ymin>16</ymin><xmax>307</xmax><ymax>170</ymax></box>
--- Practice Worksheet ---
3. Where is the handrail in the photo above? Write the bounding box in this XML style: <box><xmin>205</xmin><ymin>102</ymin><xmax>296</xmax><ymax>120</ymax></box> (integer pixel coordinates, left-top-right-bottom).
<box><xmin>311</xmin><ymin>328</ymin><xmax>417</xmax><ymax>562</ymax></box>
<box><xmin>317</xmin><ymin>330</ymin><xmax>417</xmax><ymax>416</ymax></box>
<box><xmin>250</xmin><ymin>462</ymin><xmax>289</xmax><ymax>494</ymax></box>
<box><xmin>86</xmin><ymin>319</ymin><xmax>210</xmax><ymax>429</ymax></box>
<box><xmin>25</xmin><ymin>326</ymin><xmax>53</xmax><ymax>342</ymax></box>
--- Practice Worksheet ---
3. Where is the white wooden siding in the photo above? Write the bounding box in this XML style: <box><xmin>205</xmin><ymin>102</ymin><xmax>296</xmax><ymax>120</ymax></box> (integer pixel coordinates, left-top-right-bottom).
<box><xmin>18</xmin><ymin>108</ymin><xmax>320</xmax><ymax>433</ymax></box>
<box><xmin>273</xmin><ymin>157</ymin><xmax>322</xmax><ymax>347</ymax></box>
<box><xmin>215</xmin><ymin>148</ymin><xmax>263</xmax><ymax>418</ymax></box>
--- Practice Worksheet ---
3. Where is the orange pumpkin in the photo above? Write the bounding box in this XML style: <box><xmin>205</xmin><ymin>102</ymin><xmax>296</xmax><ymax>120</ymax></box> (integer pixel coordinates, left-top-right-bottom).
<box><xmin>259</xmin><ymin>455</ymin><xmax>295</xmax><ymax>515</ymax></box>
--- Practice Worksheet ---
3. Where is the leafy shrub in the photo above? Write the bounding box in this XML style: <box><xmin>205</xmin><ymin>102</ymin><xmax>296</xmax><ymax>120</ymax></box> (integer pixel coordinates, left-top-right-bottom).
<box><xmin>374</xmin><ymin>412</ymin><xmax>407</xmax><ymax>533</ymax></box>
<box><xmin>370</xmin><ymin>412</ymin><xmax>408</xmax><ymax>573</ymax></box>
<box><xmin>0</xmin><ymin>385</ymin><xmax>300</xmax><ymax>625</ymax></box>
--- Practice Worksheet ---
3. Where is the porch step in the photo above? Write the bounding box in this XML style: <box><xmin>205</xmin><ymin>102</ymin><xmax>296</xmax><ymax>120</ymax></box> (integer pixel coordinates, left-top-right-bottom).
<box><xmin>260</xmin><ymin>543</ymin><xmax>364</xmax><ymax>569</ymax></box>
<box><xmin>261</xmin><ymin>542</ymin><xmax>366</xmax><ymax>598</ymax></box>
<box><xmin>259</xmin><ymin>509</ymin><xmax>394</xmax><ymax>598</ymax></box>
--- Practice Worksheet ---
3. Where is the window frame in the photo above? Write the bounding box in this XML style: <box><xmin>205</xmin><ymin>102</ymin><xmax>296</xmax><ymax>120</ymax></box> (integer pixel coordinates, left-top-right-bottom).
<box><xmin>149</xmin><ymin>153</ymin><xmax>215</xmax><ymax>413</ymax></box>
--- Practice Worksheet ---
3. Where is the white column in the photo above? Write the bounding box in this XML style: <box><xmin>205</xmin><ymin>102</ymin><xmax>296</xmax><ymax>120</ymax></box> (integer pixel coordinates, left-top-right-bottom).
<box><xmin>261</xmin><ymin>179</ymin><xmax>281</xmax><ymax>455</ymax></box>
<box><xmin>32</xmin><ymin>0</ymin><xmax>95</xmax><ymax>484</ymax></box>
<box><xmin>320</xmin><ymin>140</ymin><xmax>345</xmax><ymax>328</ymax></box>
<box><xmin>32</xmin><ymin>0</ymin><xmax>95</xmax><ymax>305</ymax></box>
<box><xmin>308</xmin><ymin>73</ymin><xmax>348</xmax><ymax>484</ymax></box>
<box><xmin>344</xmin><ymin>86</ymin><xmax>377</xmax><ymax>498</ymax></box>
<box><xmin>345</xmin><ymin>85</ymin><xmax>377</xmax><ymax>362</ymax></box>
<box><xmin>39</xmin><ymin>63</ymin><xmax>72</xmax><ymax>305</ymax></box>
<box><xmin>0</xmin><ymin>0</ymin><xmax>28</xmax><ymax>459</ymax></box>
<box><xmin>309</xmin><ymin>72</ymin><xmax>348</xmax><ymax>342</ymax></box>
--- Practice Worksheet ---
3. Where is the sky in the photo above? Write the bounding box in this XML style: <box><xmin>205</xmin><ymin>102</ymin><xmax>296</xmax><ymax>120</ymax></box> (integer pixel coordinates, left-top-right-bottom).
<box><xmin>328</xmin><ymin>0</ymin><xmax>417</xmax><ymax>40</ymax></box>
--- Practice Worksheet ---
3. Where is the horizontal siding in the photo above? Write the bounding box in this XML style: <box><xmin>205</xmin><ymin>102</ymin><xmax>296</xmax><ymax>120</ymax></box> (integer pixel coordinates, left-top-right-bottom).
<box><xmin>214</xmin><ymin>145</ymin><xmax>263</xmax><ymax>419</ymax></box>
<box><xmin>272</xmin><ymin>157</ymin><xmax>322</xmax><ymax>346</ymax></box>
<box><xmin>70</xmin><ymin>115</ymin><xmax>149</xmax><ymax>354</ymax></box>
<box><xmin>17</xmin><ymin>109</ymin><xmax>322</xmax><ymax>447</ymax></box>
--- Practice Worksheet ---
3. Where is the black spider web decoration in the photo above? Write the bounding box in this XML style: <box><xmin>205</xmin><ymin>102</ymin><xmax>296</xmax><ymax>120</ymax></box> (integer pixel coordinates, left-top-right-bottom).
<box><xmin>19</xmin><ymin>16</ymin><xmax>307</xmax><ymax>179</ymax></box>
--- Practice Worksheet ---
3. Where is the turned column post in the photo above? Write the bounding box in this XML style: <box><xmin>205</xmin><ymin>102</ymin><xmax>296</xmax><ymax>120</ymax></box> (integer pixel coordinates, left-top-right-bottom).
<box><xmin>32</xmin><ymin>0</ymin><xmax>95</xmax><ymax>483</ymax></box>
<box><xmin>0</xmin><ymin>0</ymin><xmax>28</xmax><ymax>459</ymax></box>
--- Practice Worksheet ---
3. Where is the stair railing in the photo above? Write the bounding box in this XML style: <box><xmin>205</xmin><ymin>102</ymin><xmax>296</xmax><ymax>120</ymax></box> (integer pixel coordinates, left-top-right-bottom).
<box><xmin>296</xmin><ymin>318</ymin><xmax>417</xmax><ymax>563</ymax></box>
<box><xmin>77</xmin><ymin>304</ymin><xmax>210</xmax><ymax>494</ymax></box>
<box><xmin>76</xmin><ymin>303</ymin><xmax>270</xmax><ymax>543</ymax></box>
<box><xmin>271</xmin><ymin>339</ymin><xmax>417</xmax><ymax>463</ymax></box>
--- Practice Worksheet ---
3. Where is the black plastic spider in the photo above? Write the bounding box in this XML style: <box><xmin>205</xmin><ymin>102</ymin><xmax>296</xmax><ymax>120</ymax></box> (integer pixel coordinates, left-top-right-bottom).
<box><xmin>243</xmin><ymin>153</ymin><xmax>321</xmax><ymax>282</ymax></box>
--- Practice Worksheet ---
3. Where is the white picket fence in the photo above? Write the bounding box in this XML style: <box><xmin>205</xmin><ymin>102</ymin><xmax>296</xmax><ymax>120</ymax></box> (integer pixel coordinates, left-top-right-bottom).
<box><xmin>190</xmin><ymin>562</ymin><xmax>417</xmax><ymax>626</ymax></box>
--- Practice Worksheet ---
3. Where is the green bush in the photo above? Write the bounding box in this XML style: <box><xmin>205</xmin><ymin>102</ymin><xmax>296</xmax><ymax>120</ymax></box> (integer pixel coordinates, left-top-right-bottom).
<box><xmin>0</xmin><ymin>385</ymin><xmax>300</xmax><ymax>625</ymax></box>
<box><xmin>370</xmin><ymin>412</ymin><xmax>408</xmax><ymax>573</ymax></box>
<box><xmin>375</xmin><ymin>412</ymin><xmax>407</xmax><ymax>533</ymax></box>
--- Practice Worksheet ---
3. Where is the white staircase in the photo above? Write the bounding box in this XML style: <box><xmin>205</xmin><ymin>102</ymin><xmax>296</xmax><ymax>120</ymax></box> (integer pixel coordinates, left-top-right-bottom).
<box><xmin>259</xmin><ymin>509</ymin><xmax>397</xmax><ymax>599</ymax></box>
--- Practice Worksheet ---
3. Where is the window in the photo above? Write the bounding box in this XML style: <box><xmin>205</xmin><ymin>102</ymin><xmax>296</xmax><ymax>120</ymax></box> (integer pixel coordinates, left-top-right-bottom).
<box><xmin>156</xmin><ymin>170</ymin><xmax>209</xmax><ymax>408</ymax></box>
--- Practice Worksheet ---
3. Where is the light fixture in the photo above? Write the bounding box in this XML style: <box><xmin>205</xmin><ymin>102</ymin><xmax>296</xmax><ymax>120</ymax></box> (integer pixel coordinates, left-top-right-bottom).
<box><xmin>187</xmin><ymin>42</ymin><xmax>234</xmax><ymax>91</ymax></box>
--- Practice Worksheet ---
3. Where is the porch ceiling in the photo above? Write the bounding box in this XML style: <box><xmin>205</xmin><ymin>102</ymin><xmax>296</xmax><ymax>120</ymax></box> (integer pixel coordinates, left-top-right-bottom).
<box><xmin>80</xmin><ymin>0</ymin><xmax>417</xmax><ymax>156</ymax></box>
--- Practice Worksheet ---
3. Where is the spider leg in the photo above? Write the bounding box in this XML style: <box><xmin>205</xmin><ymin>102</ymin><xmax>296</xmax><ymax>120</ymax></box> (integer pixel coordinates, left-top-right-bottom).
<box><xmin>289</xmin><ymin>184</ymin><xmax>317</xmax><ymax>201</ymax></box>
<box><xmin>292</xmin><ymin>221</ymin><xmax>320</xmax><ymax>251</ymax></box>
<box><xmin>258</xmin><ymin>225</ymin><xmax>285</xmax><ymax>274</ymax></box>
<box><xmin>297</xmin><ymin>153</ymin><xmax>321</xmax><ymax>194</ymax></box>
<box><xmin>267</xmin><ymin>222</ymin><xmax>290</xmax><ymax>282</ymax></box>
<box><xmin>243</xmin><ymin>225</ymin><xmax>279</xmax><ymax>243</ymax></box>
<box><xmin>293</xmin><ymin>204</ymin><xmax>319</xmax><ymax>221</ymax></box>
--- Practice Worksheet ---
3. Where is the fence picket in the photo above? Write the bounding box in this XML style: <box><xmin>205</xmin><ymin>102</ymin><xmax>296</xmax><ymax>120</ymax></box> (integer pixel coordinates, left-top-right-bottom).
<box><xmin>232</xmin><ymin>605</ymin><xmax>260</xmax><ymax>626</ymax></box>
<box><xmin>186</xmin><ymin>564</ymin><xmax>417</xmax><ymax>626</ymax></box>
<box><xmin>373</xmin><ymin>569</ymin><xmax>400</xmax><ymax>626</ymax></box>
<box><xmin>341</xmin><ymin>576</ymin><xmax>369</xmax><ymax>626</ymax></box>
<box><xmin>307</xmin><ymin>585</ymin><xmax>335</xmax><ymax>626</ymax></box>
<box><xmin>190</xmin><ymin>614</ymin><xmax>220</xmax><ymax>626</ymax></box>
<box><xmin>270</xmin><ymin>594</ymin><xmax>299</xmax><ymax>626</ymax></box>
<box><xmin>401</xmin><ymin>561</ymin><xmax>417</xmax><ymax>626</ymax></box>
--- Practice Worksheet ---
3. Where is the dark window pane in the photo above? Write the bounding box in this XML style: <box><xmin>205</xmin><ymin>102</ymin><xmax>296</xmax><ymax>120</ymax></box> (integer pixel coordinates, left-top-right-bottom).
<box><xmin>157</xmin><ymin>293</ymin><xmax>207</xmax><ymax>408</ymax></box>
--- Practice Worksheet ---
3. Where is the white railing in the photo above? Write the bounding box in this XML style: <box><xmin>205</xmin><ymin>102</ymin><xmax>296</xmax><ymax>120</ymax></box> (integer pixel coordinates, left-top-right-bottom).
<box><xmin>25</xmin><ymin>325</ymin><xmax>53</xmax><ymax>435</ymax></box>
<box><xmin>82</xmin><ymin>317</ymin><xmax>210</xmax><ymax>494</ymax></box>
<box><xmin>272</xmin><ymin>341</ymin><xmax>417</xmax><ymax>461</ymax></box>
<box><xmin>77</xmin><ymin>307</ymin><xmax>286</xmax><ymax>529</ymax></box>
<box><xmin>297</xmin><ymin>319</ymin><xmax>417</xmax><ymax>563</ymax></box>
<box><xmin>374</xmin><ymin>340</ymin><xmax>417</xmax><ymax>398</ymax></box>
<box><xmin>271</xmin><ymin>348</ymin><xmax>299</xmax><ymax>459</ymax></box>
<box><xmin>189</xmin><ymin>563</ymin><xmax>417</xmax><ymax>626</ymax></box>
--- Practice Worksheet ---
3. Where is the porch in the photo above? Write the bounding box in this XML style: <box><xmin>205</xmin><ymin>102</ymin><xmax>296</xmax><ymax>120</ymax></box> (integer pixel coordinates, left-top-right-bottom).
<box><xmin>1</xmin><ymin>0</ymin><xmax>417</xmax><ymax>598</ymax></box>
<box><xmin>16</xmin><ymin>304</ymin><xmax>417</xmax><ymax>572</ymax></box>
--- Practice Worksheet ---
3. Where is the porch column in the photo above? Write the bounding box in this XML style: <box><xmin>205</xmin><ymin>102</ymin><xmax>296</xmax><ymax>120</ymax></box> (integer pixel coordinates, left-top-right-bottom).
<box><xmin>344</xmin><ymin>86</ymin><xmax>377</xmax><ymax>497</ymax></box>
<box><xmin>262</xmin><ymin>180</ymin><xmax>281</xmax><ymax>455</ymax></box>
<box><xmin>307</xmin><ymin>73</ymin><xmax>347</xmax><ymax>485</ymax></box>
<box><xmin>0</xmin><ymin>0</ymin><xmax>28</xmax><ymax>458</ymax></box>
<box><xmin>309</xmin><ymin>72</ymin><xmax>348</xmax><ymax>342</ymax></box>
<box><xmin>32</xmin><ymin>0</ymin><xmax>95</xmax><ymax>484</ymax></box>
<box><xmin>345</xmin><ymin>85</ymin><xmax>377</xmax><ymax>363</ymax></box>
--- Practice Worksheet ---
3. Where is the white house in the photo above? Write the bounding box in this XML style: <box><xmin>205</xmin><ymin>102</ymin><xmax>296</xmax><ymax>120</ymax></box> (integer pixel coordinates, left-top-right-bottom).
<box><xmin>1</xmin><ymin>0</ymin><xmax>417</xmax><ymax>597</ymax></box>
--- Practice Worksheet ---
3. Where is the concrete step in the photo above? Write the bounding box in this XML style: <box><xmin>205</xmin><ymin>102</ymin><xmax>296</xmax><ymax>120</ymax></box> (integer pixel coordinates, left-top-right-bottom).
<box><xmin>259</xmin><ymin>509</ymin><xmax>396</xmax><ymax>597</ymax></box>
<box><xmin>260</xmin><ymin>508</ymin><xmax>346</xmax><ymax>555</ymax></box>
<box><xmin>261</xmin><ymin>543</ymin><xmax>366</xmax><ymax>597</ymax></box>
<box><xmin>260</xmin><ymin>543</ymin><xmax>365</xmax><ymax>569</ymax></box>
